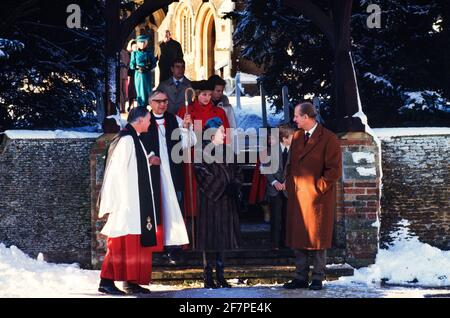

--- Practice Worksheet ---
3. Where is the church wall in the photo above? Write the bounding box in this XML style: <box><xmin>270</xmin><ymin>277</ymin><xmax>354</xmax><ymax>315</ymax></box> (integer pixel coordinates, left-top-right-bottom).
<box><xmin>156</xmin><ymin>0</ymin><xmax>235</xmax><ymax>83</ymax></box>
<box><xmin>0</xmin><ymin>136</ymin><xmax>96</xmax><ymax>268</ymax></box>
<box><xmin>379</xmin><ymin>134</ymin><xmax>450</xmax><ymax>250</ymax></box>
<box><xmin>1</xmin><ymin>132</ymin><xmax>448</xmax><ymax>270</ymax></box>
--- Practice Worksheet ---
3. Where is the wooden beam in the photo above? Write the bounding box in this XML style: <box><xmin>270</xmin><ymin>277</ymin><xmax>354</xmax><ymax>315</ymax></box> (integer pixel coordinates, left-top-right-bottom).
<box><xmin>120</xmin><ymin>0</ymin><xmax>174</xmax><ymax>46</ymax></box>
<box><xmin>105</xmin><ymin>0</ymin><xmax>120</xmax><ymax>55</ymax></box>
<box><xmin>332</xmin><ymin>0</ymin><xmax>353</xmax><ymax>51</ymax></box>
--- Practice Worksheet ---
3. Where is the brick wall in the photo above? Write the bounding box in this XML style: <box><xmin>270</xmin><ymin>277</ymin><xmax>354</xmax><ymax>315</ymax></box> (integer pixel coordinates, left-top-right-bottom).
<box><xmin>90</xmin><ymin>134</ymin><xmax>114</xmax><ymax>269</ymax></box>
<box><xmin>3</xmin><ymin>131</ymin><xmax>447</xmax><ymax>270</ymax></box>
<box><xmin>0</xmin><ymin>135</ymin><xmax>98</xmax><ymax>268</ymax></box>
<box><xmin>336</xmin><ymin>132</ymin><xmax>381</xmax><ymax>268</ymax></box>
<box><xmin>90</xmin><ymin>132</ymin><xmax>383</xmax><ymax>269</ymax></box>
<box><xmin>379</xmin><ymin>134</ymin><xmax>450</xmax><ymax>250</ymax></box>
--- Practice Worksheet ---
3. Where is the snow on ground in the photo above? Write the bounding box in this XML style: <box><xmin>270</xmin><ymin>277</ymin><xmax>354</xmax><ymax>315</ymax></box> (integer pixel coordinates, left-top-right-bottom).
<box><xmin>229</xmin><ymin>96</ymin><xmax>284</xmax><ymax>131</ymax></box>
<box><xmin>0</xmin><ymin>243</ymin><xmax>181</xmax><ymax>298</ymax></box>
<box><xmin>0</xmin><ymin>244</ymin><xmax>98</xmax><ymax>298</ymax></box>
<box><xmin>1</xmin><ymin>220</ymin><xmax>449</xmax><ymax>298</ymax></box>
<box><xmin>337</xmin><ymin>219</ymin><xmax>450</xmax><ymax>288</ymax></box>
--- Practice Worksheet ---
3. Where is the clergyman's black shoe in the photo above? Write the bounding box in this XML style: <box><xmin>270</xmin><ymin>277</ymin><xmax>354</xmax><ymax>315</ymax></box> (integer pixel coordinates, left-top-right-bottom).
<box><xmin>283</xmin><ymin>279</ymin><xmax>309</xmax><ymax>289</ymax></box>
<box><xmin>98</xmin><ymin>279</ymin><xmax>126</xmax><ymax>295</ymax></box>
<box><xmin>309</xmin><ymin>280</ymin><xmax>323</xmax><ymax>290</ymax></box>
<box><xmin>167</xmin><ymin>251</ymin><xmax>178</xmax><ymax>265</ymax></box>
<box><xmin>123</xmin><ymin>282</ymin><xmax>151</xmax><ymax>295</ymax></box>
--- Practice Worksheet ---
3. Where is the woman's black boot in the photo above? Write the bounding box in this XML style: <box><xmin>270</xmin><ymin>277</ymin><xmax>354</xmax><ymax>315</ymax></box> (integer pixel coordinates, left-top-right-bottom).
<box><xmin>203</xmin><ymin>264</ymin><xmax>218</xmax><ymax>289</ymax></box>
<box><xmin>216</xmin><ymin>257</ymin><xmax>232</xmax><ymax>288</ymax></box>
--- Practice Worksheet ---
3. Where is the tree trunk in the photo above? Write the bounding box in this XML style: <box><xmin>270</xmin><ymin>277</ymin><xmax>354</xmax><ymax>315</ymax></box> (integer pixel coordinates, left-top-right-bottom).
<box><xmin>331</xmin><ymin>0</ymin><xmax>364</xmax><ymax>132</ymax></box>
<box><xmin>333</xmin><ymin>50</ymin><xmax>365</xmax><ymax>132</ymax></box>
<box><xmin>284</xmin><ymin>0</ymin><xmax>365</xmax><ymax>132</ymax></box>
<box><xmin>104</xmin><ymin>0</ymin><xmax>121</xmax><ymax>131</ymax></box>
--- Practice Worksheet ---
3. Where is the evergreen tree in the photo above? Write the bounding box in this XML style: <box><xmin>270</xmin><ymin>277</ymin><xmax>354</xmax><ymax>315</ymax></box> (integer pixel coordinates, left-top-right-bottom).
<box><xmin>227</xmin><ymin>0</ymin><xmax>334</xmax><ymax>121</ymax></box>
<box><xmin>228</xmin><ymin>0</ymin><xmax>450</xmax><ymax>127</ymax></box>
<box><xmin>0</xmin><ymin>0</ymin><xmax>105</xmax><ymax>131</ymax></box>
<box><xmin>352</xmin><ymin>0</ymin><xmax>450</xmax><ymax>126</ymax></box>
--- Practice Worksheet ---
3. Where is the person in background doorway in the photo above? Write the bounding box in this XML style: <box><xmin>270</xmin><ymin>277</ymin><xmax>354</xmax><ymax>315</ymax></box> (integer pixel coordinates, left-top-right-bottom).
<box><xmin>119</xmin><ymin>47</ymin><xmax>130</xmax><ymax>113</ymax></box>
<box><xmin>208</xmin><ymin>75</ymin><xmax>237</xmax><ymax>129</ymax></box>
<box><xmin>158</xmin><ymin>30</ymin><xmax>184</xmax><ymax>83</ymax></box>
<box><xmin>157</xmin><ymin>58</ymin><xmax>192</xmax><ymax>115</ymax></box>
<box><xmin>130</xmin><ymin>34</ymin><xmax>157</xmax><ymax>107</ymax></box>
<box><xmin>126</xmin><ymin>39</ymin><xmax>138</xmax><ymax>112</ymax></box>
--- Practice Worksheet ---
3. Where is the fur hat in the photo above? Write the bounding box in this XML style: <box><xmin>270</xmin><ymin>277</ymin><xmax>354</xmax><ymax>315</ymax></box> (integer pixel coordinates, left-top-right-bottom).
<box><xmin>191</xmin><ymin>80</ymin><xmax>214</xmax><ymax>91</ymax></box>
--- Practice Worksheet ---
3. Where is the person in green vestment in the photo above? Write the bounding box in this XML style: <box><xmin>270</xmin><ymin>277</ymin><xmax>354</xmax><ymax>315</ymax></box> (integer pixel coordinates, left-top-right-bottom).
<box><xmin>130</xmin><ymin>35</ymin><xmax>157</xmax><ymax>107</ymax></box>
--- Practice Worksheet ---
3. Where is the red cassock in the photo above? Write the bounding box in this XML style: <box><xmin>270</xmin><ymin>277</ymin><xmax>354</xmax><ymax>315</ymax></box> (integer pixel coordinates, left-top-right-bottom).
<box><xmin>100</xmin><ymin>226</ymin><xmax>164</xmax><ymax>285</ymax></box>
<box><xmin>177</xmin><ymin>100</ymin><xmax>230</xmax><ymax>218</ymax></box>
<box><xmin>248</xmin><ymin>160</ymin><xmax>267</xmax><ymax>205</ymax></box>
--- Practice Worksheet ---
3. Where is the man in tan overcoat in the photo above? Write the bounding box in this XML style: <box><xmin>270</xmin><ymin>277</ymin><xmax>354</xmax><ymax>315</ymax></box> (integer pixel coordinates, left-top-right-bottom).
<box><xmin>284</xmin><ymin>102</ymin><xmax>342</xmax><ymax>290</ymax></box>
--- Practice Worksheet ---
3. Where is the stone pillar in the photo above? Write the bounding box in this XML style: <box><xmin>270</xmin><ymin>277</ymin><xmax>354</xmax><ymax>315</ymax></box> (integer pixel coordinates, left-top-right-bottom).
<box><xmin>90</xmin><ymin>134</ymin><xmax>115</xmax><ymax>269</ymax></box>
<box><xmin>337</xmin><ymin>132</ymin><xmax>381</xmax><ymax>268</ymax></box>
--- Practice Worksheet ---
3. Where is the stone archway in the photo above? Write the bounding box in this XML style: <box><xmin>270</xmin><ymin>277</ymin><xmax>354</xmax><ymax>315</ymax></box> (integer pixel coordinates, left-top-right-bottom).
<box><xmin>195</xmin><ymin>4</ymin><xmax>217</xmax><ymax>80</ymax></box>
<box><xmin>203</xmin><ymin>13</ymin><xmax>216</xmax><ymax>79</ymax></box>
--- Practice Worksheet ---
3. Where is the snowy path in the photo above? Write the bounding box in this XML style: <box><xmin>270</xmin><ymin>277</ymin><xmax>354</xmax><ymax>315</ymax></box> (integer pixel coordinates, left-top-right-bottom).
<box><xmin>1</xmin><ymin>242</ymin><xmax>449</xmax><ymax>298</ymax></box>
<box><xmin>2</xmin><ymin>213</ymin><xmax>449</xmax><ymax>298</ymax></box>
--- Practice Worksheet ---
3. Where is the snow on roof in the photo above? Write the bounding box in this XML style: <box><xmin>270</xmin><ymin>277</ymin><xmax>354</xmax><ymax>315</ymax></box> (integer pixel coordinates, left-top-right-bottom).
<box><xmin>373</xmin><ymin>127</ymin><xmax>450</xmax><ymax>139</ymax></box>
<box><xmin>4</xmin><ymin>130</ymin><xmax>102</xmax><ymax>140</ymax></box>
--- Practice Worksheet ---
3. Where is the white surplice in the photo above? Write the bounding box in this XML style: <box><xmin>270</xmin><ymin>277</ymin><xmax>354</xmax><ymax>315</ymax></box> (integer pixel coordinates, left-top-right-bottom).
<box><xmin>154</xmin><ymin>113</ymin><xmax>197</xmax><ymax>246</ymax></box>
<box><xmin>99</xmin><ymin>135</ymin><xmax>157</xmax><ymax>238</ymax></box>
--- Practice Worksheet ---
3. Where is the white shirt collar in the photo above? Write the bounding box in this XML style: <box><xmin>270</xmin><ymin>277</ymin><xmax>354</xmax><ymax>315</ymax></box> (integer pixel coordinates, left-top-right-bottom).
<box><xmin>173</xmin><ymin>77</ymin><xmax>184</xmax><ymax>84</ymax></box>
<box><xmin>306</xmin><ymin>122</ymin><xmax>318</xmax><ymax>137</ymax></box>
<box><xmin>153</xmin><ymin>112</ymin><xmax>164</xmax><ymax>119</ymax></box>
<box><xmin>280</xmin><ymin>142</ymin><xmax>290</xmax><ymax>152</ymax></box>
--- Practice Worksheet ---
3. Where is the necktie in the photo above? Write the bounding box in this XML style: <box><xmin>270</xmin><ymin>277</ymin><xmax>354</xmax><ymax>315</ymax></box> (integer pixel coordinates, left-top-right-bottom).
<box><xmin>282</xmin><ymin>147</ymin><xmax>288</xmax><ymax>167</ymax></box>
<box><xmin>175</xmin><ymin>80</ymin><xmax>180</xmax><ymax>88</ymax></box>
<box><xmin>304</xmin><ymin>132</ymin><xmax>310</xmax><ymax>145</ymax></box>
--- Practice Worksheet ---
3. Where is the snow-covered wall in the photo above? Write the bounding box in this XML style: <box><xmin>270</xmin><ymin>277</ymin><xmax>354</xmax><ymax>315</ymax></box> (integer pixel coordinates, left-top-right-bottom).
<box><xmin>378</xmin><ymin>131</ymin><xmax>450</xmax><ymax>250</ymax></box>
<box><xmin>0</xmin><ymin>133</ymin><xmax>98</xmax><ymax>267</ymax></box>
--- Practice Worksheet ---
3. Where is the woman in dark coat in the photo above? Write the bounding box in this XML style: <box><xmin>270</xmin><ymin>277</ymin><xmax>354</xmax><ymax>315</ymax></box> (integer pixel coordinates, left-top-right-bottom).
<box><xmin>194</xmin><ymin>117</ymin><xmax>241</xmax><ymax>288</ymax></box>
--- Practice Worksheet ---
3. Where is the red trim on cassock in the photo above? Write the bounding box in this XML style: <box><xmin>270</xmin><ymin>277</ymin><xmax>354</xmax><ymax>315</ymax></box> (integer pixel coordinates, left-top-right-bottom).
<box><xmin>248</xmin><ymin>160</ymin><xmax>267</xmax><ymax>204</ymax></box>
<box><xmin>100</xmin><ymin>228</ymin><xmax>163</xmax><ymax>285</ymax></box>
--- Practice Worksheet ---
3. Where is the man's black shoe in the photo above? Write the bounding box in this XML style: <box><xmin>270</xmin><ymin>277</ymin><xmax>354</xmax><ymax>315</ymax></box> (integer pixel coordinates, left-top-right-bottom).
<box><xmin>123</xmin><ymin>282</ymin><xmax>151</xmax><ymax>294</ymax></box>
<box><xmin>283</xmin><ymin>279</ymin><xmax>309</xmax><ymax>289</ymax></box>
<box><xmin>98</xmin><ymin>279</ymin><xmax>126</xmax><ymax>295</ymax></box>
<box><xmin>309</xmin><ymin>280</ymin><xmax>323</xmax><ymax>290</ymax></box>
<box><xmin>167</xmin><ymin>251</ymin><xmax>178</xmax><ymax>265</ymax></box>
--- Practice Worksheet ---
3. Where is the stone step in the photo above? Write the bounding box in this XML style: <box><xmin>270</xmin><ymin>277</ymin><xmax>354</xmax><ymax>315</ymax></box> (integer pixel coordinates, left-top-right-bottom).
<box><xmin>152</xmin><ymin>248</ymin><xmax>346</xmax><ymax>267</ymax></box>
<box><xmin>151</xmin><ymin>264</ymin><xmax>355</xmax><ymax>285</ymax></box>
